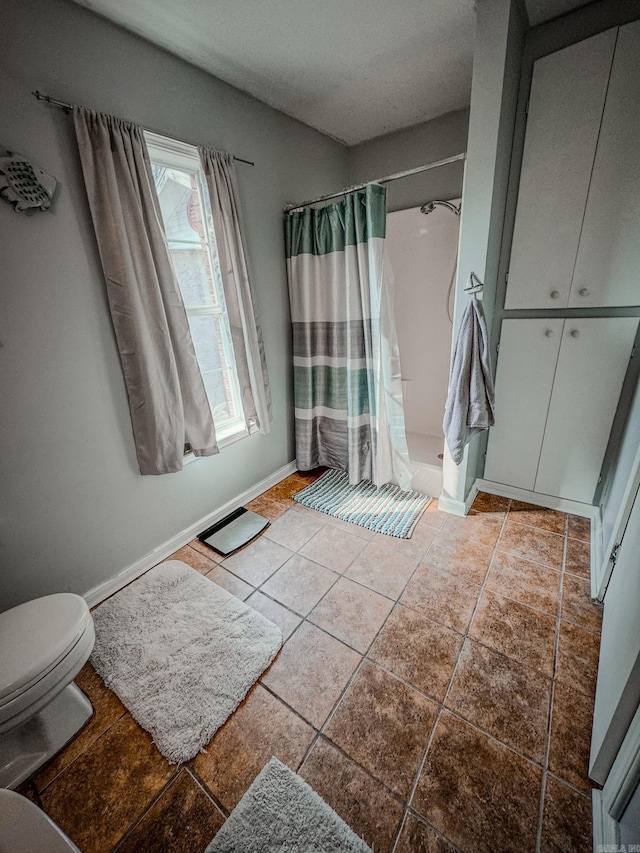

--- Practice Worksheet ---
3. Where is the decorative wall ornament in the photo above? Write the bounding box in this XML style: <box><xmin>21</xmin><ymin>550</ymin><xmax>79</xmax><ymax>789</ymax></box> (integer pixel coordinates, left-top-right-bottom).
<box><xmin>0</xmin><ymin>151</ymin><xmax>57</xmax><ymax>212</ymax></box>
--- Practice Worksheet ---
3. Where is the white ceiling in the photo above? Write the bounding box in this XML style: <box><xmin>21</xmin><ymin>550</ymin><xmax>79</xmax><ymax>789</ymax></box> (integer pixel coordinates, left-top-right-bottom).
<box><xmin>73</xmin><ymin>0</ymin><xmax>594</xmax><ymax>146</ymax></box>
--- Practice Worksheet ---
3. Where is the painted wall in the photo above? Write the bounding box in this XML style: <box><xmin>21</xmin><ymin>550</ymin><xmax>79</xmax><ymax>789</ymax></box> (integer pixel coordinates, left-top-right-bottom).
<box><xmin>0</xmin><ymin>0</ymin><xmax>348</xmax><ymax>610</ymax></box>
<box><xmin>440</xmin><ymin>0</ymin><xmax>527</xmax><ymax>510</ymax></box>
<box><xmin>385</xmin><ymin>205</ymin><xmax>461</xmax><ymax>441</ymax></box>
<box><xmin>348</xmin><ymin>109</ymin><xmax>469</xmax><ymax>212</ymax></box>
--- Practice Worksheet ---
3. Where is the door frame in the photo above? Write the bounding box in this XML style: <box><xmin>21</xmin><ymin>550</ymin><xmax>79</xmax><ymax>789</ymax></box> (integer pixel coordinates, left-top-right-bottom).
<box><xmin>596</xmin><ymin>442</ymin><xmax>640</xmax><ymax>600</ymax></box>
<box><xmin>593</xmin><ymin>702</ymin><xmax>640</xmax><ymax>846</ymax></box>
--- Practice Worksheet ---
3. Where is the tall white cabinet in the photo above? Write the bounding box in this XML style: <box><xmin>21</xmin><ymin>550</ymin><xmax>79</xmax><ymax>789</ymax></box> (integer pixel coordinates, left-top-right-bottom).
<box><xmin>485</xmin><ymin>318</ymin><xmax>638</xmax><ymax>502</ymax></box>
<box><xmin>484</xmin><ymin>20</ymin><xmax>640</xmax><ymax>506</ymax></box>
<box><xmin>505</xmin><ymin>20</ymin><xmax>640</xmax><ymax>311</ymax></box>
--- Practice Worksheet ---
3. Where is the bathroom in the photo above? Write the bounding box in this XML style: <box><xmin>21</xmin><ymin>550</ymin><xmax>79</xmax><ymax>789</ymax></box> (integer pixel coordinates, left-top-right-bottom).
<box><xmin>2</xmin><ymin>0</ymin><xmax>640</xmax><ymax>851</ymax></box>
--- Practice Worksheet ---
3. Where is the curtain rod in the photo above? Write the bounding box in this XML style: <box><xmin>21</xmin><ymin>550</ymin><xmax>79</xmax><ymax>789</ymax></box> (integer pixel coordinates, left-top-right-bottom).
<box><xmin>31</xmin><ymin>90</ymin><xmax>255</xmax><ymax>167</ymax></box>
<box><xmin>283</xmin><ymin>153</ymin><xmax>466</xmax><ymax>212</ymax></box>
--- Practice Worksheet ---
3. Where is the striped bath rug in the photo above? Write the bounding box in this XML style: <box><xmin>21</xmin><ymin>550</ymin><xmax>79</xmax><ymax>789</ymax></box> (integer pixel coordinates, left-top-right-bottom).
<box><xmin>293</xmin><ymin>468</ymin><xmax>430</xmax><ymax>539</ymax></box>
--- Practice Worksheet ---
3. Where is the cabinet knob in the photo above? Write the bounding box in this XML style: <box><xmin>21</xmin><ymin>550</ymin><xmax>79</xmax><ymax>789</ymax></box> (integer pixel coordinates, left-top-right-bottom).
<box><xmin>544</xmin><ymin>329</ymin><xmax>554</xmax><ymax>338</ymax></box>
<box><xmin>570</xmin><ymin>329</ymin><xmax>580</xmax><ymax>338</ymax></box>
<box><xmin>550</xmin><ymin>290</ymin><xmax>560</xmax><ymax>299</ymax></box>
<box><xmin>579</xmin><ymin>288</ymin><xmax>590</xmax><ymax>297</ymax></box>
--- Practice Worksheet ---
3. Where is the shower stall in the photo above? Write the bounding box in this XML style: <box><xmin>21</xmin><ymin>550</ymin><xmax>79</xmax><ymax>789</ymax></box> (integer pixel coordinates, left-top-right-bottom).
<box><xmin>385</xmin><ymin>198</ymin><xmax>462</xmax><ymax>496</ymax></box>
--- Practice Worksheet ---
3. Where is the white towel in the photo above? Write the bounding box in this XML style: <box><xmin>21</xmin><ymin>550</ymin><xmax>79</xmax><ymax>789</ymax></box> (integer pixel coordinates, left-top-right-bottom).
<box><xmin>443</xmin><ymin>298</ymin><xmax>495</xmax><ymax>465</ymax></box>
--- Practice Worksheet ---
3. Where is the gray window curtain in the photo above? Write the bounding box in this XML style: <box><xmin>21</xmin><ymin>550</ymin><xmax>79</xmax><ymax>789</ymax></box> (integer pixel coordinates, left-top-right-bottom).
<box><xmin>198</xmin><ymin>148</ymin><xmax>272</xmax><ymax>433</ymax></box>
<box><xmin>73</xmin><ymin>107</ymin><xmax>218</xmax><ymax>475</ymax></box>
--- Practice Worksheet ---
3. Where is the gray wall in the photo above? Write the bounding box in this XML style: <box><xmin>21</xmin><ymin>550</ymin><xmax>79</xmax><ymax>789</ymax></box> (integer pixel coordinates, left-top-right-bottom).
<box><xmin>348</xmin><ymin>109</ymin><xmax>469</xmax><ymax>212</ymax></box>
<box><xmin>0</xmin><ymin>0</ymin><xmax>348</xmax><ymax>610</ymax></box>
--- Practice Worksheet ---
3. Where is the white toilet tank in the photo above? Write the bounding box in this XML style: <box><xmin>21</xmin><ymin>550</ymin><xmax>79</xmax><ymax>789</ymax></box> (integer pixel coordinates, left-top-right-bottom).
<box><xmin>0</xmin><ymin>789</ymin><xmax>82</xmax><ymax>852</ymax></box>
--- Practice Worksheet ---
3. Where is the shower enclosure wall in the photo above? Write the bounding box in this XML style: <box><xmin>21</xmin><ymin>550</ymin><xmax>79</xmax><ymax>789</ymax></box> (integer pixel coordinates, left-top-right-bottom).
<box><xmin>385</xmin><ymin>200</ymin><xmax>461</xmax><ymax>496</ymax></box>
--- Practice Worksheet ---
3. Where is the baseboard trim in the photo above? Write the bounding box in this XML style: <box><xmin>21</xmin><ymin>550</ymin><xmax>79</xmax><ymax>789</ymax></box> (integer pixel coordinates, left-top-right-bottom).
<box><xmin>475</xmin><ymin>479</ymin><xmax>598</xmax><ymax>518</ymax></box>
<box><xmin>593</xmin><ymin>789</ymin><xmax>618</xmax><ymax>848</ymax></box>
<box><xmin>438</xmin><ymin>484</ymin><xmax>478</xmax><ymax>517</ymax></box>
<box><xmin>476</xmin><ymin>479</ymin><xmax>602</xmax><ymax>591</ymax></box>
<box><xmin>83</xmin><ymin>460</ymin><xmax>298</xmax><ymax>608</ymax></box>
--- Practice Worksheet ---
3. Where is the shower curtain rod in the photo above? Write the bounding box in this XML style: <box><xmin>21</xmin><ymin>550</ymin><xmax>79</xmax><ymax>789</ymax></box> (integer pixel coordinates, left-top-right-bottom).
<box><xmin>31</xmin><ymin>91</ymin><xmax>255</xmax><ymax>166</ymax></box>
<box><xmin>283</xmin><ymin>152</ymin><xmax>466</xmax><ymax>212</ymax></box>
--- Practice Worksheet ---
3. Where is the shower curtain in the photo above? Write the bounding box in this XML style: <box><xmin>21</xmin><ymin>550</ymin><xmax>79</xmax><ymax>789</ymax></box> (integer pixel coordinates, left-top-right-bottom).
<box><xmin>285</xmin><ymin>183</ymin><xmax>411</xmax><ymax>489</ymax></box>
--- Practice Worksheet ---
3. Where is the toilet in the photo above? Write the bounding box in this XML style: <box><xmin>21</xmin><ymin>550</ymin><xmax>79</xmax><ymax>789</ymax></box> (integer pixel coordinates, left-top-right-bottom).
<box><xmin>0</xmin><ymin>788</ymin><xmax>82</xmax><ymax>852</ymax></box>
<box><xmin>0</xmin><ymin>594</ymin><xmax>95</xmax><ymax>789</ymax></box>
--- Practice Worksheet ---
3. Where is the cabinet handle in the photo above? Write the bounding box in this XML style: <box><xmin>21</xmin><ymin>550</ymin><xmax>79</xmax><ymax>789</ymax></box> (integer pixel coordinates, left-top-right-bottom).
<box><xmin>544</xmin><ymin>329</ymin><xmax>554</xmax><ymax>338</ymax></box>
<box><xmin>570</xmin><ymin>329</ymin><xmax>580</xmax><ymax>338</ymax></box>
<box><xmin>550</xmin><ymin>290</ymin><xmax>560</xmax><ymax>299</ymax></box>
<box><xmin>578</xmin><ymin>288</ymin><xmax>590</xmax><ymax>297</ymax></box>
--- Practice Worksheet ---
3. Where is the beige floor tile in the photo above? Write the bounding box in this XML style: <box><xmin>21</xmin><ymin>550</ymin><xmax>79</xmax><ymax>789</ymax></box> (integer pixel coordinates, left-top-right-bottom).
<box><xmin>498</xmin><ymin>520</ymin><xmax>564</xmax><ymax>570</ymax></box>
<box><xmin>308</xmin><ymin>576</ymin><xmax>394</xmax><ymax>653</ymax></box>
<box><xmin>299</xmin><ymin>524</ymin><xmax>368</xmax><ymax>572</ymax></box>
<box><xmin>260</xmin><ymin>554</ymin><xmax>338</xmax><ymax>616</ymax></box>
<box><xmin>345</xmin><ymin>541</ymin><xmax>418</xmax><ymax>599</ymax></box>
<box><xmin>445</xmin><ymin>639</ymin><xmax>552</xmax><ymax>764</ymax></box>
<box><xmin>192</xmin><ymin>684</ymin><xmax>314</xmax><ymax>811</ymax></box>
<box><xmin>263</xmin><ymin>508</ymin><xmax>324</xmax><ymax>550</ymax></box>
<box><xmin>470</xmin><ymin>590</ymin><xmax>557</xmax><ymax>676</ymax></box>
<box><xmin>220</xmin><ymin>536</ymin><xmax>293</xmax><ymax>586</ymax></box>
<box><xmin>261</xmin><ymin>622</ymin><xmax>361</xmax><ymax>727</ymax></box>
<box><xmin>413</xmin><ymin>711</ymin><xmax>542</xmax><ymax>853</ymax></box>
<box><xmin>369</xmin><ymin>604</ymin><xmax>462</xmax><ymax>700</ymax></box>
<box><xmin>325</xmin><ymin>662</ymin><xmax>437</xmax><ymax>798</ymax></box>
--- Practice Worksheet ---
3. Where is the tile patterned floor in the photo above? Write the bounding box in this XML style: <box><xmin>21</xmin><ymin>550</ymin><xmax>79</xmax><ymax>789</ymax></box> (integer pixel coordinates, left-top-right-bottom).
<box><xmin>21</xmin><ymin>473</ymin><xmax>602</xmax><ymax>852</ymax></box>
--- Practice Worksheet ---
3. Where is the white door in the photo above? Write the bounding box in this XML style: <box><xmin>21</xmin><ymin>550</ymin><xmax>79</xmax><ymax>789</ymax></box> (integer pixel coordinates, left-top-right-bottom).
<box><xmin>569</xmin><ymin>20</ymin><xmax>640</xmax><ymax>309</ymax></box>
<box><xmin>590</xmin><ymin>482</ymin><xmax>640</xmax><ymax>785</ymax></box>
<box><xmin>505</xmin><ymin>29</ymin><xmax>616</xmax><ymax>310</ymax></box>
<box><xmin>535</xmin><ymin>318</ymin><xmax>638</xmax><ymax>502</ymax></box>
<box><xmin>484</xmin><ymin>319</ymin><xmax>563</xmax><ymax>489</ymax></box>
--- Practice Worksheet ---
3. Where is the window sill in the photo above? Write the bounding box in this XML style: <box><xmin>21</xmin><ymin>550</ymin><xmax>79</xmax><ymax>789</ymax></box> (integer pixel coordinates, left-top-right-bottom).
<box><xmin>183</xmin><ymin>422</ymin><xmax>257</xmax><ymax>466</ymax></box>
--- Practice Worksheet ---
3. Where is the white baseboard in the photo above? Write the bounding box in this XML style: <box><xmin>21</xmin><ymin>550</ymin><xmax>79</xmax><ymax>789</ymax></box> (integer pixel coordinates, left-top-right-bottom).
<box><xmin>476</xmin><ymin>478</ymin><xmax>602</xmax><ymax>592</ymax></box>
<box><xmin>474</xmin><ymin>479</ymin><xmax>599</xmax><ymax>519</ymax></box>
<box><xmin>438</xmin><ymin>484</ymin><xmax>478</xmax><ymax>517</ymax></box>
<box><xmin>83</xmin><ymin>460</ymin><xmax>298</xmax><ymax>608</ymax></box>
<box><xmin>593</xmin><ymin>789</ymin><xmax>618</xmax><ymax>849</ymax></box>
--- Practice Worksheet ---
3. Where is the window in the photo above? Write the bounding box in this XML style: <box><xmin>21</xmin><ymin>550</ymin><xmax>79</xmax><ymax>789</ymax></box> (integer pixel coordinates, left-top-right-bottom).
<box><xmin>145</xmin><ymin>131</ymin><xmax>246</xmax><ymax>445</ymax></box>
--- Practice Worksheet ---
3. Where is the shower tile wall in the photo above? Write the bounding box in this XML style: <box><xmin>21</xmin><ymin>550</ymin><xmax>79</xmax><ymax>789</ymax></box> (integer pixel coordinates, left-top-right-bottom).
<box><xmin>385</xmin><ymin>203</ymin><xmax>460</xmax><ymax>453</ymax></box>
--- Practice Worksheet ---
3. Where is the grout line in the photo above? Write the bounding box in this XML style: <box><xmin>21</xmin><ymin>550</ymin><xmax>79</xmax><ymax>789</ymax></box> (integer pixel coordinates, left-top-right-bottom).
<box><xmin>111</xmin><ymin>766</ymin><xmax>183</xmax><ymax>851</ymax></box>
<box><xmin>186</xmin><ymin>765</ymin><xmax>231</xmax><ymax>817</ymax></box>
<box><xmin>293</xmin><ymin>524</ymin><xmax>442</xmax><ymax>793</ymax></box>
<box><xmin>389</xmin><ymin>499</ymin><xmax>513</xmax><ymax>853</ymax></box>
<box><xmin>534</xmin><ymin>515</ymin><xmax>568</xmax><ymax>853</ymax></box>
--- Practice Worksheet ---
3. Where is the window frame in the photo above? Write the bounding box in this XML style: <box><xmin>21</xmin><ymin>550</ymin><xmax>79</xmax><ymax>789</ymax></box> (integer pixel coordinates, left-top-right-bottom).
<box><xmin>144</xmin><ymin>131</ymin><xmax>251</xmax><ymax>452</ymax></box>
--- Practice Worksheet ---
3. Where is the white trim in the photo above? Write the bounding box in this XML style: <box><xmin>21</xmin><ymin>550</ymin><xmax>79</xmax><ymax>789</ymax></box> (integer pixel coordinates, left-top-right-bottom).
<box><xmin>82</xmin><ymin>460</ymin><xmax>298</xmax><ymax>608</ymax></box>
<box><xmin>475</xmin><ymin>478</ymin><xmax>598</xmax><ymax>518</ymax></box>
<box><xmin>476</xmin><ymin>478</ymin><xmax>602</xmax><ymax>587</ymax></box>
<box><xmin>597</xmin><ymin>444</ymin><xmax>640</xmax><ymax>601</ymax></box>
<box><xmin>592</xmin><ymin>510</ymin><xmax>605</xmax><ymax>600</ymax></box>
<box><xmin>592</xmin><ymin>789</ymin><xmax>619</xmax><ymax>849</ymax></box>
<box><xmin>437</xmin><ymin>483</ymin><xmax>478</xmax><ymax>517</ymax></box>
<box><xmin>603</xmin><ymin>702</ymin><xmax>640</xmax><ymax>820</ymax></box>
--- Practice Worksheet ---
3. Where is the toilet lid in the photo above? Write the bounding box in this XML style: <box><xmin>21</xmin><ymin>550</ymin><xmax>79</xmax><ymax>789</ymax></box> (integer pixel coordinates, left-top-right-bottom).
<box><xmin>0</xmin><ymin>594</ymin><xmax>90</xmax><ymax>702</ymax></box>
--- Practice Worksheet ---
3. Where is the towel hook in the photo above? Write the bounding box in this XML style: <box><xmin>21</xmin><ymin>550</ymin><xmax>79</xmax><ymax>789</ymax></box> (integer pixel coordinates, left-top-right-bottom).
<box><xmin>464</xmin><ymin>272</ymin><xmax>484</xmax><ymax>295</ymax></box>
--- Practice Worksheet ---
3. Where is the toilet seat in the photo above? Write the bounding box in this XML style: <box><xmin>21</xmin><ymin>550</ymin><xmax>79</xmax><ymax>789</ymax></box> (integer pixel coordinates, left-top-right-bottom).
<box><xmin>0</xmin><ymin>595</ymin><xmax>95</xmax><ymax>733</ymax></box>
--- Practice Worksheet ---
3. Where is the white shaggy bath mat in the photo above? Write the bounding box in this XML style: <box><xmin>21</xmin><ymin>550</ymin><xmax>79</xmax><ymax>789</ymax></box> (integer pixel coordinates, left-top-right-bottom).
<box><xmin>90</xmin><ymin>560</ymin><xmax>282</xmax><ymax>763</ymax></box>
<box><xmin>205</xmin><ymin>758</ymin><xmax>372</xmax><ymax>852</ymax></box>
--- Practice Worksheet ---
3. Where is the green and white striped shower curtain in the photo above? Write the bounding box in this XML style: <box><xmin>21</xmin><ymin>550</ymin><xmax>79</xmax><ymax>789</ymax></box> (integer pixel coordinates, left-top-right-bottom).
<box><xmin>285</xmin><ymin>184</ymin><xmax>411</xmax><ymax>488</ymax></box>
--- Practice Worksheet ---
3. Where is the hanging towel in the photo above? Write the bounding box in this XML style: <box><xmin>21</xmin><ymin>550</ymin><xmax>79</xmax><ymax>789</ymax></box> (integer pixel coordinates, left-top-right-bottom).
<box><xmin>443</xmin><ymin>298</ymin><xmax>495</xmax><ymax>464</ymax></box>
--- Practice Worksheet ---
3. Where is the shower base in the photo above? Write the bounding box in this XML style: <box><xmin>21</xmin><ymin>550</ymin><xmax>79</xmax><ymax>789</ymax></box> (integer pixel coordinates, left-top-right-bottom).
<box><xmin>406</xmin><ymin>431</ymin><xmax>444</xmax><ymax>498</ymax></box>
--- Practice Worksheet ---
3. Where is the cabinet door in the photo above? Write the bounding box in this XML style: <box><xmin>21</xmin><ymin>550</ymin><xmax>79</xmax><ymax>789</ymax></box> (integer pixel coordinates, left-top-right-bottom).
<box><xmin>535</xmin><ymin>318</ymin><xmax>638</xmax><ymax>502</ymax></box>
<box><xmin>569</xmin><ymin>21</ymin><xmax>640</xmax><ymax>308</ymax></box>
<box><xmin>484</xmin><ymin>319</ymin><xmax>563</xmax><ymax>490</ymax></box>
<box><xmin>504</xmin><ymin>29</ymin><xmax>616</xmax><ymax>310</ymax></box>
